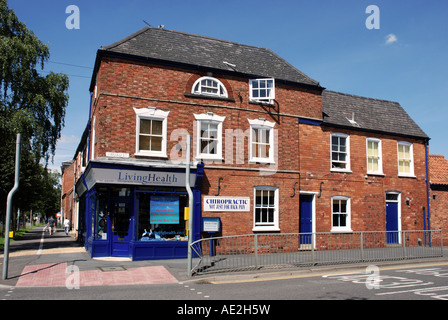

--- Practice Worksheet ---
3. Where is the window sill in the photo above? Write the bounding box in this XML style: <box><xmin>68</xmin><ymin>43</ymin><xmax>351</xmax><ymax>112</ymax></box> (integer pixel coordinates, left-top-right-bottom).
<box><xmin>249</xmin><ymin>100</ymin><xmax>275</xmax><ymax>107</ymax></box>
<box><xmin>184</xmin><ymin>93</ymin><xmax>235</xmax><ymax>103</ymax></box>
<box><xmin>249</xmin><ymin>159</ymin><xmax>276</xmax><ymax>165</ymax></box>
<box><xmin>135</xmin><ymin>152</ymin><xmax>168</xmax><ymax>159</ymax></box>
<box><xmin>196</xmin><ymin>156</ymin><xmax>224</xmax><ymax>162</ymax></box>
<box><xmin>398</xmin><ymin>174</ymin><xmax>416</xmax><ymax>179</ymax></box>
<box><xmin>330</xmin><ymin>168</ymin><xmax>352</xmax><ymax>173</ymax></box>
<box><xmin>330</xmin><ymin>229</ymin><xmax>353</xmax><ymax>233</ymax></box>
<box><xmin>367</xmin><ymin>172</ymin><xmax>385</xmax><ymax>177</ymax></box>
<box><xmin>252</xmin><ymin>226</ymin><xmax>280</xmax><ymax>232</ymax></box>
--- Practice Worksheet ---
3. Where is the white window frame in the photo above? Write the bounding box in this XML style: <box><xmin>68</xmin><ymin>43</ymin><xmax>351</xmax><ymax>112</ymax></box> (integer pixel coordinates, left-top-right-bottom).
<box><xmin>331</xmin><ymin>133</ymin><xmax>351</xmax><ymax>172</ymax></box>
<box><xmin>194</xmin><ymin>113</ymin><xmax>226</xmax><ymax>161</ymax></box>
<box><xmin>249</xmin><ymin>78</ymin><xmax>275</xmax><ymax>104</ymax></box>
<box><xmin>134</xmin><ymin>107</ymin><xmax>169</xmax><ymax>158</ymax></box>
<box><xmin>366</xmin><ymin>137</ymin><xmax>383</xmax><ymax>175</ymax></box>
<box><xmin>192</xmin><ymin>76</ymin><xmax>228</xmax><ymax>98</ymax></box>
<box><xmin>249</xmin><ymin>119</ymin><xmax>276</xmax><ymax>164</ymax></box>
<box><xmin>397</xmin><ymin>141</ymin><xmax>414</xmax><ymax>177</ymax></box>
<box><xmin>253</xmin><ymin>186</ymin><xmax>280</xmax><ymax>232</ymax></box>
<box><xmin>331</xmin><ymin>196</ymin><xmax>352</xmax><ymax>233</ymax></box>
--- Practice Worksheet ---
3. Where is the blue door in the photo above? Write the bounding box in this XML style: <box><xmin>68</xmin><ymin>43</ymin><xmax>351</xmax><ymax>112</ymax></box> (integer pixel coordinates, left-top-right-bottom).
<box><xmin>386</xmin><ymin>202</ymin><xmax>399</xmax><ymax>244</ymax></box>
<box><xmin>111</xmin><ymin>198</ymin><xmax>133</xmax><ymax>257</ymax></box>
<box><xmin>299</xmin><ymin>195</ymin><xmax>313</xmax><ymax>245</ymax></box>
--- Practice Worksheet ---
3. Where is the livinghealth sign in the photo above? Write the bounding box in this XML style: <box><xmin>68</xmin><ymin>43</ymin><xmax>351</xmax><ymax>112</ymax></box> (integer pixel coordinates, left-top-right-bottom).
<box><xmin>150</xmin><ymin>196</ymin><xmax>180</xmax><ymax>224</ymax></box>
<box><xmin>83</xmin><ymin>168</ymin><xmax>197</xmax><ymax>190</ymax></box>
<box><xmin>203</xmin><ymin>197</ymin><xmax>250</xmax><ymax>212</ymax></box>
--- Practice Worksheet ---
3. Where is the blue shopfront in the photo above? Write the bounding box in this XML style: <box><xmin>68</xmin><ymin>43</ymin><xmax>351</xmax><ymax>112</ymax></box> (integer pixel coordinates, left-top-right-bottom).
<box><xmin>75</xmin><ymin>160</ymin><xmax>204</xmax><ymax>260</ymax></box>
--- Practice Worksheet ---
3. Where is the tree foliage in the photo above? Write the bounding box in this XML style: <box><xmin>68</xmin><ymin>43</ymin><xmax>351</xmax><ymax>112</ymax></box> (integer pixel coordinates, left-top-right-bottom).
<box><xmin>0</xmin><ymin>0</ymin><xmax>69</xmax><ymax>221</ymax></box>
<box><xmin>0</xmin><ymin>0</ymin><xmax>69</xmax><ymax>162</ymax></box>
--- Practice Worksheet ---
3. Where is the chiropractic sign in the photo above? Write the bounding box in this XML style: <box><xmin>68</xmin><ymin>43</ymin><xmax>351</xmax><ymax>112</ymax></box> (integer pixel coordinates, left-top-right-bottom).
<box><xmin>203</xmin><ymin>197</ymin><xmax>250</xmax><ymax>212</ymax></box>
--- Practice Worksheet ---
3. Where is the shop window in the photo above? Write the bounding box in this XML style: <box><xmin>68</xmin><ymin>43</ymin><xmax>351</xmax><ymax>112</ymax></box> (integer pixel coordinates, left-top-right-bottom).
<box><xmin>137</xmin><ymin>193</ymin><xmax>188</xmax><ymax>241</ymax></box>
<box><xmin>95</xmin><ymin>193</ymin><xmax>108</xmax><ymax>240</ymax></box>
<box><xmin>194</xmin><ymin>113</ymin><xmax>226</xmax><ymax>161</ymax></box>
<box><xmin>253</xmin><ymin>186</ymin><xmax>279</xmax><ymax>232</ymax></box>
<box><xmin>134</xmin><ymin>107</ymin><xmax>169</xmax><ymax>158</ymax></box>
<box><xmin>331</xmin><ymin>196</ymin><xmax>352</xmax><ymax>232</ymax></box>
<box><xmin>249</xmin><ymin>119</ymin><xmax>276</xmax><ymax>164</ymax></box>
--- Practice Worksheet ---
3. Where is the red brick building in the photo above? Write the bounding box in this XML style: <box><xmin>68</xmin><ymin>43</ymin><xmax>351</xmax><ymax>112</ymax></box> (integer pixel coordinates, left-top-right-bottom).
<box><xmin>60</xmin><ymin>160</ymin><xmax>74</xmax><ymax>229</ymax></box>
<box><xmin>69</xmin><ymin>27</ymin><xmax>430</xmax><ymax>260</ymax></box>
<box><xmin>429</xmin><ymin>155</ymin><xmax>448</xmax><ymax>236</ymax></box>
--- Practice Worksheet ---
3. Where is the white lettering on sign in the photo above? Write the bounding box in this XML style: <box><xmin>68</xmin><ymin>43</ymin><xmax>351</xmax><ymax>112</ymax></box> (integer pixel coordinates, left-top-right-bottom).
<box><xmin>204</xmin><ymin>197</ymin><xmax>250</xmax><ymax>212</ymax></box>
<box><xmin>85</xmin><ymin>168</ymin><xmax>196</xmax><ymax>189</ymax></box>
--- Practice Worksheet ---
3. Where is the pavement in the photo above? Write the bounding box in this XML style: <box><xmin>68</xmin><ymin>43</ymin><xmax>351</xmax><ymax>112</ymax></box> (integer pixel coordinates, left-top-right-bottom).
<box><xmin>1</xmin><ymin>226</ymin><xmax>448</xmax><ymax>289</ymax></box>
<box><xmin>0</xmin><ymin>226</ymin><xmax>189</xmax><ymax>288</ymax></box>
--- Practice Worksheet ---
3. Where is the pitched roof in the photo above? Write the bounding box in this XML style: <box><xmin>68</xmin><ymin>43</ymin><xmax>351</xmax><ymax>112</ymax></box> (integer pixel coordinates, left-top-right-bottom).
<box><xmin>322</xmin><ymin>90</ymin><xmax>429</xmax><ymax>139</ymax></box>
<box><xmin>100</xmin><ymin>27</ymin><xmax>320</xmax><ymax>87</ymax></box>
<box><xmin>429</xmin><ymin>155</ymin><xmax>448</xmax><ymax>185</ymax></box>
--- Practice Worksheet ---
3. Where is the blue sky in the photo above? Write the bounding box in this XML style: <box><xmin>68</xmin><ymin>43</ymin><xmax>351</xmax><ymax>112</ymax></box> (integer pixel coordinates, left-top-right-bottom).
<box><xmin>8</xmin><ymin>0</ymin><xmax>448</xmax><ymax>171</ymax></box>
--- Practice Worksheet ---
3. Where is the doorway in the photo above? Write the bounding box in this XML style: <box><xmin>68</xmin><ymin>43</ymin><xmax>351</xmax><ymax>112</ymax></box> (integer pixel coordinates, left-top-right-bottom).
<box><xmin>299</xmin><ymin>194</ymin><xmax>315</xmax><ymax>249</ymax></box>
<box><xmin>386</xmin><ymin>192</ymin><xmax>401</xmax><ymax>245</ymax></box>
<box><xmin>110</xmin><ymin>195</ymin><xmax>133</xmax><ymax>257</ymax></box>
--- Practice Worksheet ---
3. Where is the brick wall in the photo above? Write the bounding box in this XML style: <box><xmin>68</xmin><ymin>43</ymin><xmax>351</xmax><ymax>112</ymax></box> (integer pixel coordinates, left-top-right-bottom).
<box><xmin>61</xmin><ymin>161</ymin><xmax>75</xmax><ymax>223</ymax></box>
<box><xmin>91</xmin><ymin>57</ymin><xmax>322</xmax><ymax>170</ymax></box>
<box><xmin>428</xmin><ymin>155</ymin><xmax>448</xmax><ymax>238</ymax></box>
<box><xmin>430</xmin><ymin>185</ymin><xmax>448</xmax><ymax>236</ymax></box>
<box><xmin>299</xmin><ymin>123</ymin><xmax>428</xmax><ymax>233</ymax></box>
<box><xmin>89</xmin><ymin>56</ymin><xmax>428</xmax><ymax>237</ymax></box>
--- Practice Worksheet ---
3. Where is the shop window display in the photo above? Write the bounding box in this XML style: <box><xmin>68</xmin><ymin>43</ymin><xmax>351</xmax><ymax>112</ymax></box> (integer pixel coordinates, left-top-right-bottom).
<box><xmin>138</xmin><ymin>193</ymin><xmax>188</xmax><ymax>241</ymax></box>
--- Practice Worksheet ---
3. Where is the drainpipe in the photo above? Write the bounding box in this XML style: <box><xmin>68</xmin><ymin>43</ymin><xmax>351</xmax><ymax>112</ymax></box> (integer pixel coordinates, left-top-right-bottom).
<box><xmin>87</xmin><ymin>92</ymin><xmax>93</xmax><ymax>162</ymax></box>
<box><xmin>186</xmin><ymin>135</ymin><xmax>194</xmax><ymax>276</ymax></box>
<box><xmin>424</xmin><ymin>139</ymin><xmax>431</xmax><ymax>246</ymax></box>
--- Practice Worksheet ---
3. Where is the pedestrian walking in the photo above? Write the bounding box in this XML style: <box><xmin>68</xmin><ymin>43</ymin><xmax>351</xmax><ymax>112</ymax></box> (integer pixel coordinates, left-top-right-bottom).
<box><xmin>47</xmin><ymin>216</ymin><xmax>56</xmax><ymax>235</ymax></box>
<box><xmin>64</xmin><ymin>218</ymin><xmax>70</xmax><ymax>235</ymax></box>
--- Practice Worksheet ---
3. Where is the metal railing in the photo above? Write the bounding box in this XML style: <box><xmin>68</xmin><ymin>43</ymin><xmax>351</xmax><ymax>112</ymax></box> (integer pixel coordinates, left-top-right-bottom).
<box><xmin>190</xmin><ymin>230</ymin><xmax>443</xmax><ymax>275</ymax></box>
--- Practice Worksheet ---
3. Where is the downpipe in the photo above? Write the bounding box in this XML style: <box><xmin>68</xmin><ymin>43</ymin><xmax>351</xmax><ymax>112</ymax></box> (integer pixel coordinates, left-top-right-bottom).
<box><xmin>424</xmin><ymin>139</ymin><xmax>431</xmax><ymax>246</ymax></box>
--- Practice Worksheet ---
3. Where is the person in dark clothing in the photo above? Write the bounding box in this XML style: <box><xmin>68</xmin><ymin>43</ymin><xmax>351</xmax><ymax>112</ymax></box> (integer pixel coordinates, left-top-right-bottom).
<box><xmin>47</xmin><ymin>216</ymin><xmax>56</xmax><ymax>235</ymax></box>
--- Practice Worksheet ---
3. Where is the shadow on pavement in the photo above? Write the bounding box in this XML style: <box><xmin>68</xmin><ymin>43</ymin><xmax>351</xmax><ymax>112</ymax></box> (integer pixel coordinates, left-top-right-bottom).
<box><xmin>1</xmin><ymin>226</ymin><xmax>83</xmax><ymax>255</ymax></box>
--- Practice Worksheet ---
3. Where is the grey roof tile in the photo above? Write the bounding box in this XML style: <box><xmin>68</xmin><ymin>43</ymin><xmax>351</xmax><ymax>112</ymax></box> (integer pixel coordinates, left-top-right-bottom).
<box><xmin>99</xmin><ymin>28</ymin><xmax>427</xmax><ymax>140</ymax></box>
<box><xmin>102</xmin><ymin>27</ymin><xmax>320</xmax><ymax>86</ymax></box>
<box><xmin>322</xmin><ymin>90</ymin><xmax>429</xmax><ymax>139</ymax></box>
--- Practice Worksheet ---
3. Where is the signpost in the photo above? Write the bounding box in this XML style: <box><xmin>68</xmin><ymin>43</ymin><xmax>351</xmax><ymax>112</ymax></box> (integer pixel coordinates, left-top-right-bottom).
<box><xmin>202</xmin><ymin>217</ymin><xmax>221</xmax><ymax>257</ymax></box>
<box><xmin>186</xmin><ymin>135</ymin><xmax>194</xmax><ymax>277</ymax></box>
<box><xmin>3</xmin><ymin>134</ymin><xmax>21</xmax><ymax>280</ymax></box>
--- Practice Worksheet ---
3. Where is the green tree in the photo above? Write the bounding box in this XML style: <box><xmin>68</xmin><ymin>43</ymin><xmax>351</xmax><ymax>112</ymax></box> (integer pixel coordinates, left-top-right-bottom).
<box><xmin>0</xmin><ymin>0</ymin><xmax>69</xmax><ymax>225</ymax></box>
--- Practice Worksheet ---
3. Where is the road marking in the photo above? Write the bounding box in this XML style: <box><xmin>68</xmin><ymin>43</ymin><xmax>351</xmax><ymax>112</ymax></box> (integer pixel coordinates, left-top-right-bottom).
<box><xmin>208</xmin><ymin>262</ymin><xmax>448</xmax><ymax>284</ymax></box>
<box><xmin>377</xmin><ymin>285</ymin><xmax>448</xmax><ymax>296</ymax></box>
<box><xmin>36</xmin><ymin>229</ymin><xmax>45</xmax><ymax>255</ymax></box>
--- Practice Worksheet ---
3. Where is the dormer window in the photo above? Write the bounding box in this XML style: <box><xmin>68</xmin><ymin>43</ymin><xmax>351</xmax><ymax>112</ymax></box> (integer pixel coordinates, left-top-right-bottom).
<box><xmin>249</xmin><ymin>78</ymin><xmax>275</xmax><ymax>104</ymax></box>
<box><xmin>192</xmin><ymin>77</ymin><xmax>228</xmax><ymax>98</ymax></box>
